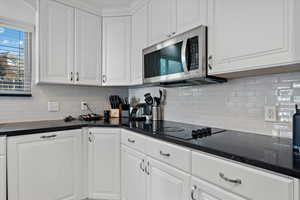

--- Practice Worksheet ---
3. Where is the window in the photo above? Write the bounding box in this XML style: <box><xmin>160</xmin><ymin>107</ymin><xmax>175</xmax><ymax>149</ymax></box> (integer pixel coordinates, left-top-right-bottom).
<box><xmin>0</xmin><ymin>23</ymin><xmax>32</xmax><ymax>96</ymax></box>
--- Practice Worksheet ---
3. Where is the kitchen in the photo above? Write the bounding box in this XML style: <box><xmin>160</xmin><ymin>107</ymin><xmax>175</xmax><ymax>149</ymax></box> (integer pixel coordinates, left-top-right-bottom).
<box><xmin>0</xmin><ymin>0</ymin><xmax>300</xmax><ymax>200</ymax></box>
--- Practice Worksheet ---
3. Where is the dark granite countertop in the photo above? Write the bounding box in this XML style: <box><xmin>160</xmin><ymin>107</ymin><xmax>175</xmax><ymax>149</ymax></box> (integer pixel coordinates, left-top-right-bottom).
<box><xmin>1</xmin><ymin>119</ymin><xmax>300</xmax><ymax>179</ymax></box>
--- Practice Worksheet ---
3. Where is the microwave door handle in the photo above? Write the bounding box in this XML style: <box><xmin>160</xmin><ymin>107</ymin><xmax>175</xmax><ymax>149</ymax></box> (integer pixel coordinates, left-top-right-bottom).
<box><xmin>181</xmin><ymin>39</ymin><xmax>188</xmax><ymax>73</ymax></box>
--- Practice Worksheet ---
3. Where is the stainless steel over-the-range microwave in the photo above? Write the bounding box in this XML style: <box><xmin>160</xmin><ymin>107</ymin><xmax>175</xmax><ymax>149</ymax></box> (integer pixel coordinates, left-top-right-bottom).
<box><xmin>143</xmin><ymin>26</ymin><xmax>226</xmax><ymax>86</ymax></box>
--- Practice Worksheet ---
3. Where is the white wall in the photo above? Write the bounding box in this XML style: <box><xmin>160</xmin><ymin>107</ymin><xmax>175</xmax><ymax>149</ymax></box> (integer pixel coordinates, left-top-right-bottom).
<box><xmin>130</xmin><ymin>72</ymin><xmax>300</xmax><ymax>138</ymax></box>
<box><xmin>0</xmin><ymin>0</ymin><xmax>128</xmax><ymax>123</ymax></box>
<box><xmin>0</xmin><ymin>0</ymin><xmax>35</xmax><ymax>24</ymax></box>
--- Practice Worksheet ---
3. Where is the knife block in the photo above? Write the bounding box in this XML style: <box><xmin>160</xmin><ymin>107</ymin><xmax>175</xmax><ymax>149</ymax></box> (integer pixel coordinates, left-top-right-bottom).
<box><xmin>110</xmin><ymin>109</ymin><xmax>120</xmax><ymax>118</ymax></box>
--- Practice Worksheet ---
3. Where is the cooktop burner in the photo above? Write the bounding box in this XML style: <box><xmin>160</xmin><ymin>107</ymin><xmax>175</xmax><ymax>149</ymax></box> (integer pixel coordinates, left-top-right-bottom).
<box><xmin>152</xmin><ymin>123</ymin><xmax>224</xmax><ymax>140</ymax></box>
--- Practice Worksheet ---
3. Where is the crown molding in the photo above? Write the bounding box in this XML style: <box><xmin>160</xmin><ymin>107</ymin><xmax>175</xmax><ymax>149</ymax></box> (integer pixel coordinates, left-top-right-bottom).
<box><xmin>129</xmin><ymin>0</ymin><xmax>149</xmax><ymax>14</ymax></box>
<box><xmin>101</xmin><ymin>0</ymin><xmax>149</xmax><ymax>16</ymax></box>
<box><xmin>30</xmin><ymin>0</ymin><xmax>102</xmax><ymax>16</ymax></box>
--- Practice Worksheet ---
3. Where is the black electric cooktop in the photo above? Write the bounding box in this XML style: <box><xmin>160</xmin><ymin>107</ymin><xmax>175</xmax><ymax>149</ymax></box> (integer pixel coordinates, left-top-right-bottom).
<box><xmin>128</xmin><ymin>120</ymin><xmax>225</xmax><ymax>140</ymax></box>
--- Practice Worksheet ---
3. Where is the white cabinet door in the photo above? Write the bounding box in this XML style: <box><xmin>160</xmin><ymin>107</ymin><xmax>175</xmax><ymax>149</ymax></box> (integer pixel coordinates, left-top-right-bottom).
<box><xmin>146</xmin><ymin>157</ymin><xmax>190</xmax><ymax>200</ymax></box>
<box><xmin>121</xmin><ymin>146</ymin><xmax>147</xmax><ymax>200</ymax></box>
<box><xmin>102</xmin><ymin>16</ymin><xmax>131</xmax><ymax>86</ymax></box>
<box><xmin>191</xmin><ymin>177</ymin><xmax>247</xmax><ymax>200</ymax></box>
<box><xmin>131</xmin><ymin>5</ymin><xmax>148</xmax><ymax>85</ymax></box>
<box><xmin>207</xmin><ymin>0</ymin><xmax>293</xmax><ymax>75</ymax></box>
<box><xmin>0</xmin><ymin>156</ymin><xmax>5</xmax><ymax>200</ymax></box>
<box><xmin>148</xmin><ymin>0</ymin><xmax>176</xmax><ymax>45</ymax></box>
<box><xmin>176</xmin><ymin>0</ymin><xmax>207</xmax><ymax>34</ymax></box>
<box><xmin>88</xmin><ymin>128</ymin><xmax>121</xmax><ymax>200</ymax></box>
<box><xmin>75</xmin><ymin>9</ymin><xmax>101</xmax><ymax>86</ymax></box>
<box><xmin>38</xmin><ymin>0</ymin><xmax>75</xmax><ymax>84</ymax></box>
<box><xmin>7</xmin><ymin>130</ymin><xmax>82</xmax><ymax>200</ymax></box>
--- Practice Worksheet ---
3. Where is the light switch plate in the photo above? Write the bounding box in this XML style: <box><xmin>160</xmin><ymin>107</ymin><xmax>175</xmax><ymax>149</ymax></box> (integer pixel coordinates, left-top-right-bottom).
<box><xmin>264</xmin><ymin>106</ymin><xmax>277</xmax><ymax>122</ymax></box>
<box><xmin>48</xmin><ymin>102</ymin><xmax>59</xmax><ymax>112</ymax></box>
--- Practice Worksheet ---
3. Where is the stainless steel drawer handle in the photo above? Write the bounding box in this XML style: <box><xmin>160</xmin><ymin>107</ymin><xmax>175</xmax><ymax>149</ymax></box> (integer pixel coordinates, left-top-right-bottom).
<box><xmin>128</xmin><ymin>138</ymin><xmax>135</xmax><ymax>143</ymax></box>
<box><xmin>140</xmin><ymin>159</ymin><xmax>145</xmax><ymax>172</ymax></box>
<box><xmin>219</xmin><ymin>173</ymin><xmax>242</xmax><ymax>185</ymax></box>
<box><xmin>159</xmin><ymin>150</ymin><xmax>170</xmax><ymax>157</ymax></box>
<box><xmin>41</xmin><ymin>135</ymin><xmax>57</xmax><ymax>139</ymax></box>
<box><xmin>191</xmin><ymin>185</ymin><xmax>197</xmax><ymax>200</ymax></box>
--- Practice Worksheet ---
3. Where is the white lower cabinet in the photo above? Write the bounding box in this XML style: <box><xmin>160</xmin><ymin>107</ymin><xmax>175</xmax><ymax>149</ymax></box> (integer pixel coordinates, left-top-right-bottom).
<box><xmin>7</xmin><ymin>130</ymin><xmax>83</xmax><ymax>200</ymax></box>
<box><xmin>88</xmin><ymin>128</ymin><xmax>121</xmax><ymax>200</ymax></box>
<box><xmin>121</xmin><ymin>144</ymin><xmax>190</xmax><ymax>200</ymax></box>
<box><xmin>0</xmin><ymin>137</ymin><xmax>6</xmax><ymax>200</ymax></box>
<box><xmin>146</xmin><ymin>157</ymin><xmax>190</xmax><ymax>200</ymax></box>
<box><xmin>190</xmin><ymin>177</ymin><xmax>246</xmax><ymax>200</ymax></box>
<box><xmin>121</xmin><ymin>146</ymin><xmax>147</xmax><ymax>200</ymax></box>
<box><xmin>192</xmin><ymin>151</ymin><xmax>294</xmax><ymax>200</ymax></box>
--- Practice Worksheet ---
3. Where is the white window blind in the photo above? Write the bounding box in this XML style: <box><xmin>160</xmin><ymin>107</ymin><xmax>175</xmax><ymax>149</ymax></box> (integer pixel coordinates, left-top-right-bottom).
<box><xmin>0</xmin><ymin>25</ymin><xmax>32</xmax><ymax>96</ymax></box>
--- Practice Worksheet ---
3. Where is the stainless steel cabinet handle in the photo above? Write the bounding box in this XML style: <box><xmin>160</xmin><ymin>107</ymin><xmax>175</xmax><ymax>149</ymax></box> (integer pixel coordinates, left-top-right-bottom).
<box><xmin>76</xmin><ymin>72</ymin><xmax>79</xmax><ymax>82</ymax></box>
<box><xmin>127</xmin><ymin>138</ymin><xmax>135</xmax><ymax>143</ymax></box>
<box><xmin>208</xmin><ymin>55</ymin><xmax>213</xmax><ymax>70</ymax></box>
<box><xmin>145</xmin><ymin>161</ymin><xmax>150</xmax><ymax>175</ymax></box>
<box><xmin>41</xmin><ymin>134</ymin><xmax>57</xmax><ymax>139</ymax></box>
<box><xmin>171</xmin><ymin>32</ymin><xmax>176</xmax><ymax>35</ymax></box>
<box><xmin>191</xmin><ymin>185</ymin><xmax>197</xmax><ymax>200</ymax></box>
<box><xmin>219</xmin><ymin>173</ymin><xmax>242</xmax><ymax>185</ymax></box>
<box><xmin>89</xmin><ymin>132</ymin><xmax>94</xmax><ymax>143</ymax></box>
<box><xmin>140</xmin><ymin>159</ymin><xmax>145</xmax><ymax>172</ymax></box>
<box><xmin>160</xmin><ymin>150</ymin><xmax>170</xmax><ymax>157</ymax></box>
<box><xmin>70</xmin><ymin>72</ymin><xmax>74</xmax><ymax>81</ymax></box>
<box><xmin>102</xmin><ymin>75</ymin><xmax>106</xmax><ymax>83</ymax></box>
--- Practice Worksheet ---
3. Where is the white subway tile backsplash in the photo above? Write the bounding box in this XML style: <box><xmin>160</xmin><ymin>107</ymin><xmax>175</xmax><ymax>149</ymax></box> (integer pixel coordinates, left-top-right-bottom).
<box><xmin>129</xmin><ymin>71</ymin><xmax>300</xmax><ymax>138</ymax></box>
<box><xmin>0</xmin><ymin>84</ymin><xmax>128</xmax><ymax>123</ymax></box>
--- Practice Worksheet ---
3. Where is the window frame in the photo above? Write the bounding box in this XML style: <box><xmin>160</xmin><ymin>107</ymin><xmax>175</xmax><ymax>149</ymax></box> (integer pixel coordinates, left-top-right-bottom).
<box><xmin>0</xmin><ymin>16</ymin><xmax>34</xmax><ymax>97</ymax></box>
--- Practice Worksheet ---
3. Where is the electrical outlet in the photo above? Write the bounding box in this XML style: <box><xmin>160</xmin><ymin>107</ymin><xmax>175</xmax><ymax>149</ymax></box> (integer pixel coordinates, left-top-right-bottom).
<box><xmin>48</xmin><ymin>102</ymin><xmax>59</xmax><ymax>112</ymax></box>
<box><xmin>264</xmin><ymin>106</ymin><xmax>277</xmax><ymax>122</ymax></box>
<box><xmin>81</xmin><ymin>101</ymin><xmax>87</xmax><ymax>111</ymax></box>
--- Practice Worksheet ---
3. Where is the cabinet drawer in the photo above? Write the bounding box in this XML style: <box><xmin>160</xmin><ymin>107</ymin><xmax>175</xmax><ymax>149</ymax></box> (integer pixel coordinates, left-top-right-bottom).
<box><xmin>146</xmin><ymin>137</ymin><xmax>191</xmax><ymax>172</ymax></box>
<box><xmin>121</xmin><ymin>129</ymin><xmax>146</xmax><ymax>153</ymax></box>
<box><xmin>192</xmin><ymin>151</ymin><xmax>294</xmax><ymax>200</ymax></box>
<box><xmin>0</xmin><ymin>137</ymin><xmax>5</xmax><ymax>155</ymax></box>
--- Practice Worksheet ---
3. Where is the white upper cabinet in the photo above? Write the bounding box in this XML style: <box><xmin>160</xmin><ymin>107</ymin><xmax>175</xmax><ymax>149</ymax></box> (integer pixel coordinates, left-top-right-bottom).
<box><xmin>207</xmin><ymin>0</ymin><xmax>295</xmax><ymax>76</ymax></box>
<box><xmin>7</xmin><ymin>130</ymin><xmax>82</xmax><ymax>200</ymax></box>
<box><xmin>102</xmin><ymin>16</ymin><xmax>131</xmax><ymax>86</ymax></box>
<box><xmin>148</xmin><ymin>0</ymin><xmax>176</xmax><ymax>45</ymax></box>
<box><xmin>75</xmin><ymin>9</ymin><xmax>102</xmax><ymax>86</ymax></box>
<box><xmin>131</xmin><ymin>4</ymin><xmax>148</xmax><ymax>85</ymax></box>
<box><xmin>147</xmin><ymin>0</ymin><xmax>207</xmax><ymax>45</ymax></box>
<box><xmin>88</xmin><ymin>128</ymin><xmax>121</xmax><ymax>200</ymax></box>
<box><xmin>176</xmin><ymin>0</ymin><xmax>207</xmax><ymax>34</ymax></box>
<box><xmin>38</xmin><ymin>0</ymin><xmax>74</xmax><ymax>84</ymax></box>
<box><xmin>38</xmin><ymin>0</ymin><xmax>102</xmax><ymax>86</ymax></box>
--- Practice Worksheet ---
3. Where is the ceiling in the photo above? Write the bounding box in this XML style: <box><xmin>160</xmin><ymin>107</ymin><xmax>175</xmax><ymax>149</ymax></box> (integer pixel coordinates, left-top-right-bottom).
<box><xmin>24</xmin><ymin>0</ymin><xmax>140</xmax><ymax>11</ymax></box>
<box><xmin>82</xmin><ymin>0</ymin><xmax>139</xmax><ymax>9</ymax></box>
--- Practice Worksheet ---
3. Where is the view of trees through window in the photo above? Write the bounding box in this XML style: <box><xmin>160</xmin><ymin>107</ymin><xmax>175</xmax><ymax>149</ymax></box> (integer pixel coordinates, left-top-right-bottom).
<box><xmin>0</xmin><ymin>26</ymin><xmax>31</xmax><ymax>95</ymax></box>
